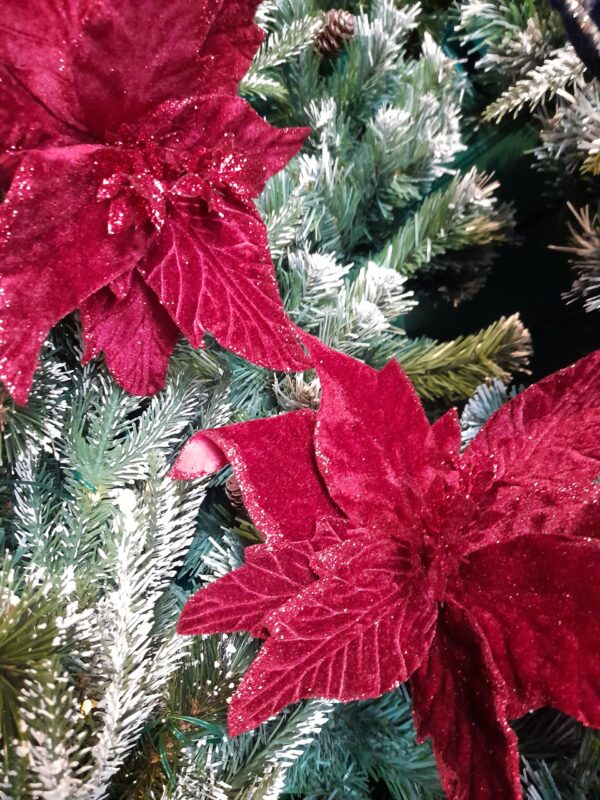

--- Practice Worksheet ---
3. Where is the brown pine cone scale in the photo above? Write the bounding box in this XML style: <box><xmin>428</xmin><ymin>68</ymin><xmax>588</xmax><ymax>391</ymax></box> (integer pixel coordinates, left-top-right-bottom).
<box><xmin>315</xmin><ymin>9</ymin><xmax>355</xmax><ymax>57</ymax></box>
<box><xmin>225</xmin><ymin>473</ymin><xmax>245</xmax><ymax>509</ymax></box>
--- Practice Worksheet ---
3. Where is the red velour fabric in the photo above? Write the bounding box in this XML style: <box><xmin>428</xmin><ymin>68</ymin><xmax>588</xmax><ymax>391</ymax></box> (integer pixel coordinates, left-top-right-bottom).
<box><xmin>0</xmin><ymin>0</ymin><xmax>310</xmax><ymax>403</ymax></box>
<box><xmin>174</xmin><ymin>339</ymin><xmax>600</xmax><ymax>800</ymax></box>
<box><xmin>172</xmin><ymin>410</ymin><xmax>338</xmax><ymax>541</ymax></box>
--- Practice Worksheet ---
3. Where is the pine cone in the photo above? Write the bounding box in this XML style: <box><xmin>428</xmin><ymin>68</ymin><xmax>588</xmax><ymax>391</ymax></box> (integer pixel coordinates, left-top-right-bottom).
<box><xmin>225</xmin><ymin>473</ymin><xmax>245</xmax><ymax>510</ymax></box>
<box><xmin>315</xmin><ymin>9</ymin><xmax>355</xmax><ymax>57</ymax></box>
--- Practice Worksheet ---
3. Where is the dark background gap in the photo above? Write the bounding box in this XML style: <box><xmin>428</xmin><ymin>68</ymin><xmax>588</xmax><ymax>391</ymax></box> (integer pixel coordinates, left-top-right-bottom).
<box><xmin>405</xmin><ymin>155</ymin><xmax>599</xmax><ymax>383</ymax></box>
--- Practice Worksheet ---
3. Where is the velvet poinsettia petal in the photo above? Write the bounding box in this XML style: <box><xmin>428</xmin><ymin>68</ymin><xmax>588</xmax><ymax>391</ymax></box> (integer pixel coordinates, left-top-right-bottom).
<box><xmin>453</xmin><ymin>535</ymin><xmax>600</xmax><ymax>728</ymax></box>
<box><xmin>301</xmin><ymin>335</ymin><xmax>439</xmax><ymax>531</ymax></box>
<box><xmin>194</xmin><ymin>0</ymin><xmax>264</xmax><ymax>94</ymax></box>
<box><xmin>171</xmin><ymin>434</ymin><xmax>228</xmax><ymax>481</ymax></box>
<box><xmin>0</xmin><ymin>0</ymin><xmax>86</xmax><ymax>133</ymax></box>
<box><xmin>0</xmin><ymin>0</ymin><xmax>90</xmax><ymax>184</ymax></box>
<box><xmin>0</xmin><ymin>146</ymin><xmax>144</xmax><ymax>404</ymax></box>
<box><xmin>312</xmin><ymin>517</ymin><xmax>357</xmax><ymax>549</ymax></box>
<box><xmin>461</xmin><ymin>351</ymin><xmax>600</xmax><ymax>548</ymax></box>
<box><xmin>80</xmin><ymin>271</ymin><xmax>180</xmax><ymax>396</ymax></box>
<box><xmin>0</xmin><ymin>71</ymin><xmax>80</xmax><ymax>187</ymax></box>
<box><xmin>464</xmin><ymin>349</ymin><xmax>600</xmax><ymax>481</ymax></box>
<box><xmin>72</xmin><ymin>0</ymin><xmax>263</xmax><ymax>136</ymax></box>
<box><xmin>144</xmin><ymin>95</ymin><xmax>309</xmax><ymax>198</ymax></box>
<box><xmin>172</xmin><ymin>410</ymin><xmax>338</xmax><ymax>540</ymax></box>
<box><xmin>177</xmin><ymin>540</ymin><xmax>319</xmax><ymax>639</ymax></box>
<box><xmin>431</xmin><ymin>407</ymin><xmax>461</xmax><ymax>471</ymax></box>
<box><xmin>108</xmin><ymin>270</ymin><xmax>135</xmax><ymax>302</ymax></box>
<box><xmin>463</xmin><ymin>479</ymin><xmax>600</xmax><ymax>557</ymax></box>
<box><xmin>411</xmin><ymin>601</ymin><xmax>521</xmax><ymax>800</ymax></box>
<box><xmin>194</xmin><ymin>0</ymin><xmax>264</xmax><ymax>95</ymax></box>
<box><xmin>228</xmin><ymin>536</ymin><xmax>437</xmax><ymax>735</ymax></box>
<box><xmin>141</xmin><ymin>198</ymin><xmax>309</xmax><ymax>371</ymax></box>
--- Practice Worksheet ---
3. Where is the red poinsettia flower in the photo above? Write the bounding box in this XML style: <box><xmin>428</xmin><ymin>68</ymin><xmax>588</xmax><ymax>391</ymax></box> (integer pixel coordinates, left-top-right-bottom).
<box><xmin>0</xmin><ymin>0</ymin><xmax>310</xmax><ymax>404</ymax></box>
<box><xmin>173</xmin><ymin>335</ymin><xmax>600</xmax><ymax>800</ymax></box>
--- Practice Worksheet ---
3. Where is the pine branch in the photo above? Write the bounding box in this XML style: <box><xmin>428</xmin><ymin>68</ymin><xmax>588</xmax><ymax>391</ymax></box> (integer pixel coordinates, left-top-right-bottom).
<box><xmin>64</xmin><ymin>372</ymin><xmax>208</xmax><ymax>490</ymax></box>
<box><xmin>375</xmin><ymin>170</ymin><xmax>511</xmax><ymax>276</ymax></box>
<box><xmin>286</xmin><ymin>687</ymin><xmax>442</xmax><ymax>800</ymax></box>
<box><xmin>460</xmin><ymin>377</ymin><xmax>525</xmax><ymax>449</ymax></box>
<box><xmin>240</xmin><ymin>14</ymin><xmax>322</xmax><ymax>101</ymax></box>
<box><xmin>227</xmin><ymin>701</ymin><xmax>332</xmax><ymax>800</ymax></box>
<box><xmin>551</xmin><ymin>203</ymin><xmax>600</xmax><ymax>312</ymax></box>
<box><xmin>249</xmin><ymin>15</ymin><xmax>323</xmax><ymax>74</ymax></box>
<box><xmin>1</xmin><ymin>340</ymin><xmax>227</xmax><ymax>798</ymax></box>
<box><xmin>15</xmin><ymin>661</ymin><xmax>90</xmax><ymax>798</ymax></box>
<box><xmin>0</xmin><ymin>336</ymin><xmax>71</xmax><ymax>465</ymax></box>
<box><xmin>460</xmin><ymin>378</ymin><xmax>512</xmax><ymax>446</ymax></box>
<box><xmin>81</xmin><ymin>466</ymin><xmax>206</xmax><ymax>798</ymax></box>
<box><xmin>482</xmin><ymin>46</ymin><xmax>584</xmax><ymax>122</ymax></box>
<box><xmin>396</xmin><ymin>314</ymin><xmax>532</xmax><ymax>403</ymax></box>
<box><xmin>458</xmin><ymin>0</ymin><xmax>564</xmax><ymax>80</ymax></box>
<box><xmin>534</xmin><ymin>80</ymin><xmax>600</xmax><ymax>173</ymax></box>
<box><xmin>521</xmin><ymin>728</ymin><xmax>600</xmax><ymax>799</ymax></box>
<box><xmin>0</xmin><ymin>559</ymin><xmax>64</xmax><ymax>765</ymax></box>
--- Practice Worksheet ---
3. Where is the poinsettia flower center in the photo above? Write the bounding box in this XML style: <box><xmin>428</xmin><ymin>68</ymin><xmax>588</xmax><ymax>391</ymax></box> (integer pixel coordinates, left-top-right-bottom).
<box><xmin>95</xmin><ymin>136</ymin><xmax>249</xmax><ymax>236</ymax></box>
<box><xmin>97</xmin><ymin>168</ymin><xmax>166</xmax><ymax>235</ymax></box>
<box><xmin>412</xmin><ymin>480</ymin><xmax>472</xmax><ymax>602</ymax></box>
<box><xmin>419</xmin><ymin>533</ymin><xmax>457</xmax><ymax>602</ymax></box>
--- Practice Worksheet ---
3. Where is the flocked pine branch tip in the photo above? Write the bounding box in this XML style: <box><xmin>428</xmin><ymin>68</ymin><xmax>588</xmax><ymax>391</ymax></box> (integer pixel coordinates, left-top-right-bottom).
<box><xmin>551</xmin><ymin>203</ymin><xmax>600</xmax><ymax>312</ymax></box>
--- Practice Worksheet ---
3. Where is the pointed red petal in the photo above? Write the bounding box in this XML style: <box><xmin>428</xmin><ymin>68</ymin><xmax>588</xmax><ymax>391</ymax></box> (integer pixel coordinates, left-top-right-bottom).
<box><xmin>177</xmin><ymin>540</ymin><xmax>317</xmax><ymax>639</ymax></box>
<box><xmin>300</xmin><ymin>334</ymin><xmax>439</xmax><ymax>530</ymax></box>
<box><xmin>71</xmin><ymin>0</ymin><xmax>263</xmax><ymax>135</ymax></box>
<box><xmin>172</xmin><ymin>410</ymin><xmax>338</xmax><ymax>540</ymax></box>
<box><xmin>0</xmin><ymin>1</ymin><xmax>85</xmax><ymax>134</ymax></box>
<box><xmin>108</xmin><ymin>270</ymin><xmax>135</xmax><ymax>302</ymax></box>
<box><xmin>464</xmin><ymin>481</ymin><xmax>600</xmax><ymax>558</ymax></box>
<box><xmin>0</xmin><ymin>71</ymin><xmax>81</xmax><ymax>186</ymax></box>
<box><xmin>0</xmin><ymin>147</ymin><xmax>144</xmax><ymax>403</ymax></box>
<box><xmin>195</xmin><ymin>0</ymin><xmax>264</xmax><ymax>95</ymax></box>
<box><xmin>80</xmin><ymin>271</ymin><xmax>179</xmax><ymax>396</ymax></box>
<box><xmin>227</xmin><ymin>536</ymin><xmax>437</xmax><ymax>734</ymax></box>
<box><xmin>453</xmin><ymin>535</ymin><xmax>600</xmax><ymax>728</ymax></box>
<box><xmin>411</xmin><ymin>601</ymin><xmax>521</xmax><ymax>800</ymax></box>
<box><xmin>463</xmin><ymin>349</ymin><xmax>600</xmax><ymax>491</ymax></box>
<box><xmin>144</xmin><ymin>95</ymin><xmax>309</xmax><ymax>198</ymax></box>
<box><xmin>460</xmin><ymin>351</ymin><xmax>600</xmax><ymax>553</ymax></box>
<box><xmin>431</xmin><ymin>407</ymin><xmax>461</xmax><ymax>469</ymax></box>
<box><xmin>141</xmin><ymin>199</ymin><xmax>309</xmax><ymax>371</ymax></box>
<box><xmin>0</xmin><ymin>1</ymin><xmax>89</xmax><ymax>183</ymax></box>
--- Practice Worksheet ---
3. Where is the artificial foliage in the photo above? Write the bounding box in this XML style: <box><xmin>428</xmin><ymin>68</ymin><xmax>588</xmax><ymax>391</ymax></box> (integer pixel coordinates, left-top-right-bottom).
<box><xmin>0</xmin><ymin>0</ymin><xmax>532</xmax><ymax>413</ymax></box>
<box><xmin>0</xmin><ymin>1</ymin><xmax>594</xmax><ymax>800</ymax></box>
<box><xmin>0</xmin><ymin>329</ymin><xmax>336</xmax><ymax>800</ymax></box>
<box><xmin>0</xmin><ymin>0</ymin><xmax>310</xmax><ymax>404</ymax></box>
<box><xmin>315</xmin><ymin>8</ymin><xmax>356</xmax><ymax>56</ymax></box>
<box><xmin>456</xmin><ymin>0</ymin><xmax>600</xmax><ymax>313</ymax></box>
<box><xmin>174</xmin><ymin>334</ymin><xmax>600</xmax><ymax>800</ymax></box>
<box><xmin>228</xmin><ymin>0</ymin><xmax>531</xmax><ymax>415</ymax></box>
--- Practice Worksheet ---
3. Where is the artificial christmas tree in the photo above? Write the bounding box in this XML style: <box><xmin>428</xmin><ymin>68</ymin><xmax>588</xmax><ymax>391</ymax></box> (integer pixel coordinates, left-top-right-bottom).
<box><xmin>1</xmin><ymin>1</ymin><xmax>597</xmax><ymax>800</ymax></box>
